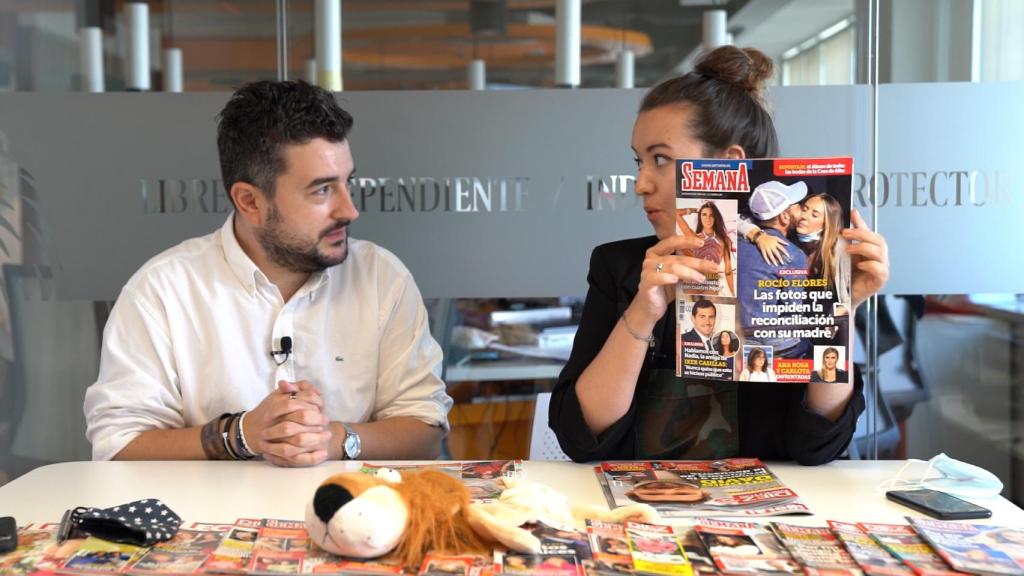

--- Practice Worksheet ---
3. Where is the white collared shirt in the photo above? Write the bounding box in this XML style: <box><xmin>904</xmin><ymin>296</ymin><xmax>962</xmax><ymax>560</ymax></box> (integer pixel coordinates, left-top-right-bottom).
<box><xmin>84</xmin><ymin>217</ymin><xmax>452</xmax><ymax>461</ymax></box>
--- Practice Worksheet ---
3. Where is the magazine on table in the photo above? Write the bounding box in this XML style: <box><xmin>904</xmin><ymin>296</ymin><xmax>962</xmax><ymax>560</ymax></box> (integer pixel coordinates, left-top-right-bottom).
<box><xmin>360</xmin><ymin>461</ymin><xmax>525</xmax><ymax>503</ymax></box>
<box><xmin>57</xmin><ymin>536</ymin><xmax>144</xmax><ymax>574</ymax></box>
<box><xmin>769</xmin><ymin>522</ymin><xmax>862</xmax><ymax>575</ymax></box>
<box><xmin>247</xmin><ymin>519</ymin><xmax>311</xmax><ymax>575</ymax></box>
<box><xmin>674</xmin><ymin>157</ymin><xmax>854</xmax><ymax>384</ymax></box>
<box><xmin>583</xmin><ymin>520</ymin><xmax>634</xmax><ymax>576</ymax></box>
<box><xmin>495</xmin><ymin>521</ymin><xmax>589</xmax><ymax>576</ymax></box>
<box><xmin>203</xmin><ymin>518</ymin><xmax>263</xmax><ymax>574</ymax></box>
<box><xmin>906</xmin><ymin>517</ymin><xmax>1024</xmax><ymax>576</ymax></box>
<box><xmin>1</xmin><ymin>523</ymin><xmax>85</xmax><ymax>575</ymax></box>
<box><xmin>595</xmin><ymin>459</ymin><xmax>811</xmax><ymax>517</ymax></box>
<box><xmin>417</xmin><ymin>553</ymin><xmax>491</xmax><ymax>576</ymax></box>
<box><xmin>128</xmin><ymin>522</ymin><xmax>229</xmax><ymax>575</ymax></box>
<box><xmin>623</xmin><ymin>522</ymin><xmax>692</xmax><ymax>576</ymax></box>
<box><xmin>493</xmin><ymin>549</ymin><xmax>581</xmax><ymax>576</ymax></box>
<box><xmin>675</xmin><ymin>528</ymin><xmax>718</xmax><ymax>575</ymax></box>
<box><xmin>827</xmin><ymin>521</ymin><xmax>911</xmax><ymax>576</ymax></box>
<box><xmin>693</xmin><ymin>518</ymin><xmax>799</xmax><ymax>575</ymax></box>
<box><xmin>859</xmin><ymin>523</ymin><xmax>966</xmax><ymax>576</ymax></box>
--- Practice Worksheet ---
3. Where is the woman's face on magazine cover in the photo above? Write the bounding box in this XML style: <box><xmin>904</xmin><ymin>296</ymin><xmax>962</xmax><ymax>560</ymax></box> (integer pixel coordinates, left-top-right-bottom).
<box><xmin>823</xmin><ymin>351</ymin><xmax>838</xmax><ymax>369</ymax></box>
<box><xmin>699</xmin><ymin>206</ymin><xmax>716</xmax><ymax>233</ymax></box>
<box><xmin>631</xmin><ymin>105</ymin><xmax>710</xmax><ymax>240</ymax></box>
<box><xmin>628</xmin><ymin>481</ymin><xmax>706</xmax><ymax>503</ymax></box>
<box><xmin>602</xmin><ymin>537</ymin><xmax>631</xmax><ymax>555</ymax></box>
<box><xmin>719</xmin><ymin>331</ymin><xmax>732</xmax><ymax>347</ymax></box>
<box><xmin>796</xmin><ymin>196</ymin><xmax>826</xmax><ymax>235</ymax></box>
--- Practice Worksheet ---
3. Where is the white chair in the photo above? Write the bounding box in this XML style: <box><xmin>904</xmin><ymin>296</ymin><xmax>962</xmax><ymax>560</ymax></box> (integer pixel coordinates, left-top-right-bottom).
<box><xmin>529</xmin><ymin>392</ymin><xmax>572</xmax><ymax>461</ymax></box>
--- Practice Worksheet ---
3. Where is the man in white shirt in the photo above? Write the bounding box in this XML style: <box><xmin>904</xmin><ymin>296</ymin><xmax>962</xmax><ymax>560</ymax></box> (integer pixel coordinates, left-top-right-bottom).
<box><xmin>84</xmin><ymin>81</ymin><xmax>452</xmax><ymax>466</ymax></box>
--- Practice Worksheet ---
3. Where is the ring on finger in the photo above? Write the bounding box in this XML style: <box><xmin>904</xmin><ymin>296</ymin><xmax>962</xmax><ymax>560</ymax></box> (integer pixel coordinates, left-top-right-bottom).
<box><xmin>655</xmin><ymin>262</ymin><xmax>664</xmax><ymax>273</ymax></box>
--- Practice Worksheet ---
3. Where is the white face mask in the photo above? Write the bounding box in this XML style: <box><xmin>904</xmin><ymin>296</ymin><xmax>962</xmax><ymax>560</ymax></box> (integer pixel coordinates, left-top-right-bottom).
<box><xmin>878</xmin><ymin>453</ymin><xmax>1004</xmax><ymax>498</ymax></box>
<box><xmin>796</xmin><ymin>230</ymin><xmax>822</xmax><ymax>243</ymax></box>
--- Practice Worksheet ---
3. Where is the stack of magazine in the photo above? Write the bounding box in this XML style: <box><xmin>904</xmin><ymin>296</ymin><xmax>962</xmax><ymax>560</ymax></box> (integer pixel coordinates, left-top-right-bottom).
<box><xmin>4</xmin><ymin>518</ymin><xmax>408</xmax><ymax>575</ymax></box>
<box><xmin>594</xmin><ymin>459</ymin><xmax>811</xmax><ymax>517</ymax></box>
<box><xmin>0</xmin><ymin>461</ymin><xmax>524</xmax><ymax>576</ymax></box>
<box><xmin>5</xmin><ymin>516</ymin><xmax>1024</xmax><ymax>575</ymax></box>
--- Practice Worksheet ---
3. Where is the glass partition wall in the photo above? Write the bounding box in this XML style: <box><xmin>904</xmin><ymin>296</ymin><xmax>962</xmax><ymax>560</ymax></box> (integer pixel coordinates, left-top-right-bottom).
<box><xmin>2</xmin><ymin>0</ymin><xmax>1020</xmax><ymax>509</ymax></box>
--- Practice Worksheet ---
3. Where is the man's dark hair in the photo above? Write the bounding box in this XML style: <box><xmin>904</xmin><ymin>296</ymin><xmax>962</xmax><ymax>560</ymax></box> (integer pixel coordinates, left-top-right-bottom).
<box><xmin>216</xmin><ymin>80</ymin><xmax>354</xmax><ymax>207</ymax></box>
<box><xmin>691</xmin><ymin>299</ymin><xmax>716</xmax><ymax>317</ymax></box>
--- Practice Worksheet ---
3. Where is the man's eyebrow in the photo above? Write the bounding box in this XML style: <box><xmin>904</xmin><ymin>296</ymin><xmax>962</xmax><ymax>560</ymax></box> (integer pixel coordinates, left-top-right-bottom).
<box><xmin>305</xmin><ymin>176</ymin><xmax>339</xmax><ymax>189</ymax></box>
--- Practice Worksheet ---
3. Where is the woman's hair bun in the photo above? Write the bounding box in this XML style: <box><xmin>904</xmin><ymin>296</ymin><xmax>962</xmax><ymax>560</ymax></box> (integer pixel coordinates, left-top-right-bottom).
<box><xmin>694</xmin><ymin>46</ymin><xmax>774</xmax><ymax>106</ymax></box>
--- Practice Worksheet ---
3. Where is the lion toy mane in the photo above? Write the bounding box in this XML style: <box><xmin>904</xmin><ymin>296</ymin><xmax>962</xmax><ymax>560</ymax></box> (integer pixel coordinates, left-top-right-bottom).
<box><xmin>305</xmin><ymin>468</ymin><xmax>659</xmax><ymax>568</ymax></box>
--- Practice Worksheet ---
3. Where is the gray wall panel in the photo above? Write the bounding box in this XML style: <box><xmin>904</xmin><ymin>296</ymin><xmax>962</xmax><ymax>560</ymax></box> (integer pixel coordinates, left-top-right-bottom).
<box><xmin>0</xmin><ymin>83</ymin><xmax>1020</xmax><ymax>300</ymax></box>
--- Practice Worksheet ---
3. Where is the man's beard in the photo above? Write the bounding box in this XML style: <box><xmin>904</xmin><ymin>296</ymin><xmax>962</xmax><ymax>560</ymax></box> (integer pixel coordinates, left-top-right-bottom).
<box><xmin>257</xmin><ymin>205</ymin><xmax>350</xmax><ymax>273</ymax></box>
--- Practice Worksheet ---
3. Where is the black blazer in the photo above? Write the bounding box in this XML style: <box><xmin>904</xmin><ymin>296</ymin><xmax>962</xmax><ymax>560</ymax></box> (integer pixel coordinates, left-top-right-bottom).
<box><xmin>681</xmin><ymin>328</ymin><xmax>705</xmax><ymax>345</ymax></box>
<box><xmin>548</xmin><ymin>236</ymin><xmax>865</xmax><ymax>465</ymax></box>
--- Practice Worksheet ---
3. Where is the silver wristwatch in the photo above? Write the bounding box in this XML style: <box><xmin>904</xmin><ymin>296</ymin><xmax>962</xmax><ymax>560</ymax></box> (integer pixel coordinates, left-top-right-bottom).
<box><xmin>341</xmin><ymin>422</ymin><xmax>361</xmax><ymax>460</ymax></box>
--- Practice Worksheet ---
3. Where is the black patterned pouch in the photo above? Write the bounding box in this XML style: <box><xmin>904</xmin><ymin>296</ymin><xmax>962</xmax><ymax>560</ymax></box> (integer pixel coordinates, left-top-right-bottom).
<box><xmin>59</xmin><ymin>499</ymin><xmax>181</xmax><ymax>546</ymax></box>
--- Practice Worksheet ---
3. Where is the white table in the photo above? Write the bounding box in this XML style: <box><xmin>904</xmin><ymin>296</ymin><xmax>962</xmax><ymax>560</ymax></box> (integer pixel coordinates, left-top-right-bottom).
<box><xmin>1</xmin><ymin>460</ymin><xmax>1022</xmax><ymax>527</ymax></box>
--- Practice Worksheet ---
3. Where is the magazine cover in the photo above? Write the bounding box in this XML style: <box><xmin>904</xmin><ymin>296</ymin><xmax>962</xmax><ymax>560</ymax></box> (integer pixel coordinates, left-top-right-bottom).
<box><xmin>675</xmin><ymin>528</ymin><xmax>718</xmax><ymax>576</ymax></box>
<box><xmin>248</xmin><ymin>519</ymin><xmax>311</xmax><ymax>575</ymax></box>
<box><xmin>0</xmin><ymin>524</ymin><xmax>62</xmax><ymax>574</ymax></box>
<box><xmin>623</xmin><ymin>522</ymin><xmax>692</xmax><ymax>576</ymax></box>
<box><xmin>693</xmin><ymin>518</ymin><xmax>799</xmax><ymax>575</ymax></box>
<box><xmin>675</xmin><ymin>157</ymin><xmax>854</xmax><ymax>384</ymax></box>
<box><xmin>494</xmin><ymin>550</ymin><xmax>581</xmax><ymax>576</ymax></box>
<box><xmin>770</xmin><ymin>522</ymin><xmax>862</xmax><ymax>575</ymax></box>
<box><xmin>301</xmin><ymin>554</ymin><xmax>405</xmax><ymax>575</ymax></box>
<box><xmin>57</xmin><ymin>536</ymin><xmax>144</xmax><ymax>574</ymax></box>
<box><xmin>596</xmin><ymin>459</ymin><xmax>811</xmax><ymax>517</ymax></box>
<box><xmin>203</xmin><ymin>518</ymin><xmax>262</xmax><ymax>574</ymax></box>
<box><xmin>859</xmin><ymin>523</ymin><xmax>965</xmax><ymax>576</ymax></box>
<box><xmin>418</xmin><ymin>553</ymin><xmax>492</xmax><ymax>576</ymax></box>
<box><xmin>529</xmin><ymin>522</ymin><xmax>592</xmax><ymax>559</ymax></box>
<box><xmin>13</xmin><ymin>523</ymin><xmax>84</xmax><ymax>575</ymax></box>
<box><xmin>495</xmin><ymin>522</ymin><xmax>589</xmax><ymax>576</ymax></box>
<box><xmin>360</xmin><ymin>461</ymin><xmax>524</xmax><ymax>503</ymax></box>
<box><xmin>827</xmin><ymin>522</ymin><xmax>911</xmax><ymax>576</ymax></box>
<box><xmin>129</xmin><ymin>524</ymin><xmax>228</xmax><ymax>575</ymax></box>
<box><xmin>906</xmin><ymin>518</ymin><xmax>1024</xmax><ymax>576</ymax></box>
<box><xmin>584</xmin><ymin>520</ymin><xmax>635</xmax><ymax>576</ymax></box>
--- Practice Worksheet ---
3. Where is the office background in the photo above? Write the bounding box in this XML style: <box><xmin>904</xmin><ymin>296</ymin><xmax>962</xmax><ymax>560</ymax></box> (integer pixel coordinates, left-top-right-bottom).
<box><xmin>0</xmin><ymin>0</ymin><xmax>1021</xmax><ymax>505</ymax></box>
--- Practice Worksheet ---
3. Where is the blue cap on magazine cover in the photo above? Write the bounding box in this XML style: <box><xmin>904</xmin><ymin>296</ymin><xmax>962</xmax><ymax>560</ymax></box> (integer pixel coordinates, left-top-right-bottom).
<box><xmin>749</xmin><ymin>180</ymin><xmax>808</xmax><ymax>220</ymax></box>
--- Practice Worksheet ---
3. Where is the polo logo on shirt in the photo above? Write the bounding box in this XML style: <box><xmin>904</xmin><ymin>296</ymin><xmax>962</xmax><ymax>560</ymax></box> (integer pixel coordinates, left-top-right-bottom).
<box><xmin>335</xmin><ymin>356</ymin><xmax>344</xmax><ymax>362</ymax></box>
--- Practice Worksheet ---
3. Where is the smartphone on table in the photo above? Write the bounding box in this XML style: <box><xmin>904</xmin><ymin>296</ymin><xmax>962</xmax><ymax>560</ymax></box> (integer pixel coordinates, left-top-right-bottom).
<box><xmin>885</xmin><ymin>488</ymin><xmax>992</xmax><ymax>520</ymax></box>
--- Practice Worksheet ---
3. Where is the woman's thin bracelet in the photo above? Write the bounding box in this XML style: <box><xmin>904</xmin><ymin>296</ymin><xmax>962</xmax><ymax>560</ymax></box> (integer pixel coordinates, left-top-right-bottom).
<box><xmin>621</xmin><ymin>312</ymin><xmax>656</xmax><ymax>348</ymax></box>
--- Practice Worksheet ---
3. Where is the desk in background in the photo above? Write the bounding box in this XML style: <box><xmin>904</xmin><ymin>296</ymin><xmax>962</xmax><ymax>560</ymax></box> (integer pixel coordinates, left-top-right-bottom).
<box><xmin>1</xmin><ymin>460</ymin><xmax>1022</xmax><ymax>527</ymax></box>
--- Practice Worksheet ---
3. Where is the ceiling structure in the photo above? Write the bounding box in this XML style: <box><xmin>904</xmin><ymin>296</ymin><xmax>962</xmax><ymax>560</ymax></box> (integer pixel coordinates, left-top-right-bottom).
<box><xmin>141</xmin><ymin>0</ymin><xmax>754</xmax><ymax>90</ymax></box>
<box><xmin>3</xmin><ymin>0</ymin><xmax>855</xmax><ymax>92</ymax></box>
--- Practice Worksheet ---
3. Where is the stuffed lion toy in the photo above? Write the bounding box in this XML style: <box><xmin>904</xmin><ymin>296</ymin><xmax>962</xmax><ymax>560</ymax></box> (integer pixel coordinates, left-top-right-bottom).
<box><xmin>305</xmin><ymin>468</ymin><xmax>659</xmax><ymax>568</ymax></box>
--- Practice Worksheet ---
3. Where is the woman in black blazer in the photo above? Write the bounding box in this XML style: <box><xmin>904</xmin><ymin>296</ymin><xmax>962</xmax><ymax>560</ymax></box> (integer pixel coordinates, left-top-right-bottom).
<box><xmin>548</xmin><ymin>46</ymin><xmax>891</xmax><ymax>464</ymax></box>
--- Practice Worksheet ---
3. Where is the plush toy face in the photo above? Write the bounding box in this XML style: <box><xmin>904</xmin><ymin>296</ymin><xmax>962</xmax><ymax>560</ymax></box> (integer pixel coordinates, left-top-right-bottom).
<box><xmin>305</xmin><ymin>473</ymin><xmax>410</xmax><ymax>558</ymax></box>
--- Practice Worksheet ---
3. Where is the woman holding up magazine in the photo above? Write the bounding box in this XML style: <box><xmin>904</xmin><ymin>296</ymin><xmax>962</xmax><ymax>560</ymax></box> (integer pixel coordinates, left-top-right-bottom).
<box><xmin>548</xmin><ymin>45</ymin><xmax>890</xmax><ymax>464</ymax></box>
